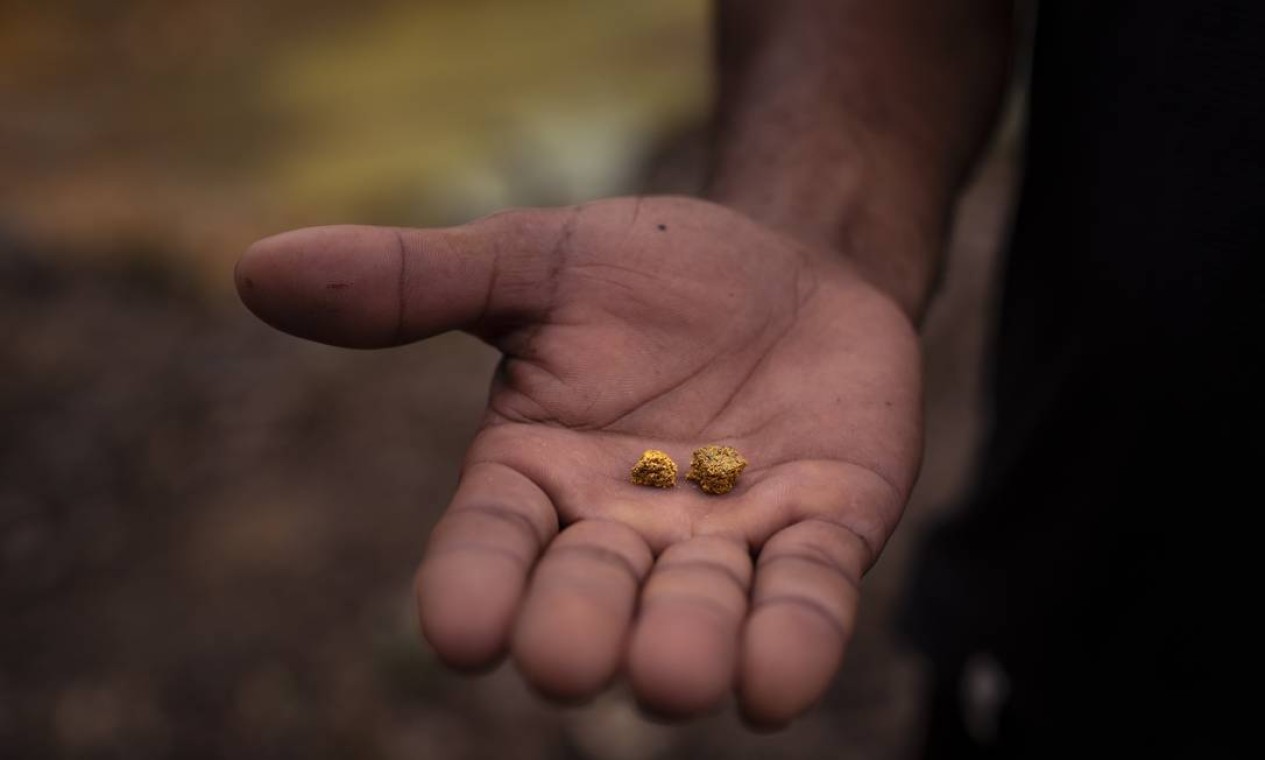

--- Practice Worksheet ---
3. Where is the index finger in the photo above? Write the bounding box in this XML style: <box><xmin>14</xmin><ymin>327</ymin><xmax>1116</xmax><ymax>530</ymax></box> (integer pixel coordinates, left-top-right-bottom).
<box><xmin>415</xmin><ymin>461</ymin><xmax>558</xmax><ymax>669</ymax></box>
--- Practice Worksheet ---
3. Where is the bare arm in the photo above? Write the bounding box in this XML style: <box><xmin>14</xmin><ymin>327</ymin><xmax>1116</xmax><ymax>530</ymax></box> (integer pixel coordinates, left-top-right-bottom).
<box><xmin>710</xmin><ymin>0</ymin><xmax>1014</xmax><ymax>320</ymax></box>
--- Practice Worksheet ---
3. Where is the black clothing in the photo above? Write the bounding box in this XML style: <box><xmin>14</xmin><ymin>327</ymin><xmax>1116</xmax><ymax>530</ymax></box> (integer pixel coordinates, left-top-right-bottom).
<box><xmin>901</xmin><ymin>1</ymin><xmax>1262</xmax><ymax>754</ymax></box>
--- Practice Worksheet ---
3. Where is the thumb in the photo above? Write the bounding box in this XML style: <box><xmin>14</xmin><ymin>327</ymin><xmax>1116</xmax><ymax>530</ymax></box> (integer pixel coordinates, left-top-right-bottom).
<box><xmin>234</xmin><ymin>208</ymin><xmax>574</xmax><ymax>348</ymax></box>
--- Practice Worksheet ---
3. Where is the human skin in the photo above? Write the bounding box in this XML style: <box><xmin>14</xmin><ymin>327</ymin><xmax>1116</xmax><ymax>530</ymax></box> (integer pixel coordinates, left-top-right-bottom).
<box><xmin>235</xmin><ymin>0</ymin><xmax>1013</xmax><ymax>729</ymax></box>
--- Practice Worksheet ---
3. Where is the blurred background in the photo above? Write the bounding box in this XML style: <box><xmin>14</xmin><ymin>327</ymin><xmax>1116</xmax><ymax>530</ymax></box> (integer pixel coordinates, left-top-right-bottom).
<box><xmin>0</xmin><ymin>1</ymin><xmax>1020</xmax><ymax>757</ymax></box>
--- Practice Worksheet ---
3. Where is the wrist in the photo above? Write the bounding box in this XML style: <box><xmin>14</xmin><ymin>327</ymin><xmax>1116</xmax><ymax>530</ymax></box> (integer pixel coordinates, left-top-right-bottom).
<box><xmin>705</xmin><ymin>125</ymin><xmax>952</xmax><ymax>323</ymax></box>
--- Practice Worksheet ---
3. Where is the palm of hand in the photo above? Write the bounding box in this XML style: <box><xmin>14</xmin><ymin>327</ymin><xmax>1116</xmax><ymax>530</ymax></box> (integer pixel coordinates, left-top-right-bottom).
<box><xmin>470</xmin><ymin>198</ymin><xmax>922</xmax><ymax>537</ymax></box>
<box><xmin>237</xmin><ymin>196</ymin><xmax>921</xmax><ymax>726</ymax></box>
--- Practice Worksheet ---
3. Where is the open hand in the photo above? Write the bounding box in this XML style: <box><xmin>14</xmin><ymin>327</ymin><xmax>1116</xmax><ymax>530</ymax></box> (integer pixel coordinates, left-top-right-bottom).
<box><xmin>236</xmin><ymin>196</ymin><xmax>922</xmax><ymax>727</ymax></box>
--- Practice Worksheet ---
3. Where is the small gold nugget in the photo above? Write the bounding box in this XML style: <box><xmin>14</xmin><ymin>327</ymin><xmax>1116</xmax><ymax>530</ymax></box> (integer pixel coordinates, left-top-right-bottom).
<box><xmin>686</xmin><ymin>445</ymin><xmax>748</xmax><ymax>495</ymax></box>
<box><xmin>631</xmin><ymin>449</ymin><xmax>678</xmax><ymax>488</ymax></box>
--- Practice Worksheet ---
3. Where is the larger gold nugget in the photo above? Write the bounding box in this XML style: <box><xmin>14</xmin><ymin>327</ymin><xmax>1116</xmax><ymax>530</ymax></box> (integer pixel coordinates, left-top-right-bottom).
<box><xmin>686</xmin><ymin>445</ymin><xmax>748</xmax><ymax>495</ymax></box>
<box><xmin>631</xmin><ymin>449</ymin><xmax>678</xmax><ymax>488</ymax></box>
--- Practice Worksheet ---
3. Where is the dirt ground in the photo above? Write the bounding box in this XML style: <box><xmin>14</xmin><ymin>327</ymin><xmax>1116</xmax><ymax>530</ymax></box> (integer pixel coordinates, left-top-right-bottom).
<box><xmin>0</xmin><ymin>3</ymin><xmax>1020</xmax><ymax>757</ymax></box>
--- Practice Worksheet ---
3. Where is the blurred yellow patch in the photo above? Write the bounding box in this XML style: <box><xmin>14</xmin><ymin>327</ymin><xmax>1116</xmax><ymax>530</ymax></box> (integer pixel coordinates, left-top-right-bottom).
<box><xmin>264</xmin><ymin>0</ymin><xmax>710</xmax><ymax>224</ymax></box>
<box><xmin>0</xmin><ymin>0</ymin><xmax>709</xmax><ymax>283</ymax></box>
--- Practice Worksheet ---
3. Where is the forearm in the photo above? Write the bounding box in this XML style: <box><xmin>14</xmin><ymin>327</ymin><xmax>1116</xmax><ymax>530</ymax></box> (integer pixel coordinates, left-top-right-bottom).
<box><xmin>707</xmin><ymin>0</ymin><xmax>1014</xmax><ymax>320</ymax></box>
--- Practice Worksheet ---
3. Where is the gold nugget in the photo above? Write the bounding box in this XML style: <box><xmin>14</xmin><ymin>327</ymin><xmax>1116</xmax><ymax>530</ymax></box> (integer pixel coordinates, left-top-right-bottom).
<box><xmin>686</xmin><ymin>445</ymin><xmax>748</xmax><ymax>495</ymax></box>
<box><xmin>631</xmin><ymin>449</ymin><xmax>678</xmax><ymax>488</ymax></box>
